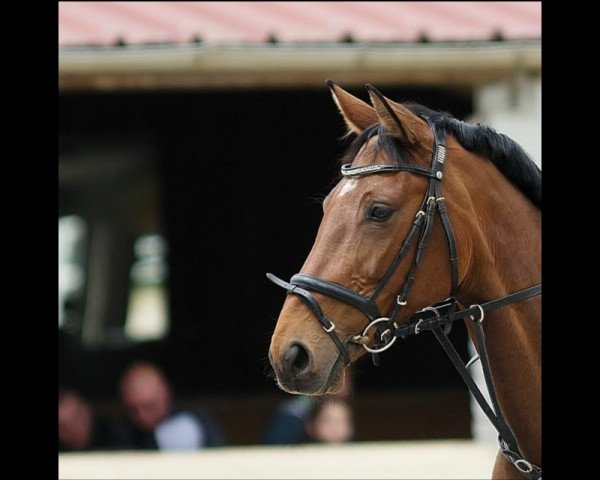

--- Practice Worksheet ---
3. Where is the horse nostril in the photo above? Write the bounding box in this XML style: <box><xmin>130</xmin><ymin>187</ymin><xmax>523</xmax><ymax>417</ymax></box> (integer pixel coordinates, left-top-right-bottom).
<box><xmin>284</xmin><ymin>343</ymin><xmax>310</xmax><ymax>376</ymax></box>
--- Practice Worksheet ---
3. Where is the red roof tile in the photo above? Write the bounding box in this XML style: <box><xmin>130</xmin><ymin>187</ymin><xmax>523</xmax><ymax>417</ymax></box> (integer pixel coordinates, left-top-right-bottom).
<box><xmin>59</xmin><ymin>1</ymin><xmax>541</xmax><ymax>46</ymax></box>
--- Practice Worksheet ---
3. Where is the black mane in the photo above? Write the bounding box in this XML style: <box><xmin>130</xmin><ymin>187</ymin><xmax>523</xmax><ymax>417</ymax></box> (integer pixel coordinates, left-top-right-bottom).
<box><xmin>339</xmin><ymin>103</ymin><xmax>541</xmax><ymax>209</ymax></box>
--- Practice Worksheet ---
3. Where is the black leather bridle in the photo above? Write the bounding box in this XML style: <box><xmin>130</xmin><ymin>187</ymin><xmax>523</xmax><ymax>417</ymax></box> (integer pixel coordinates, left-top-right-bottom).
<box><xmin>267</xmin><ymin>116</ymin><xmax>542</xmax><ymax>479</ymax></box>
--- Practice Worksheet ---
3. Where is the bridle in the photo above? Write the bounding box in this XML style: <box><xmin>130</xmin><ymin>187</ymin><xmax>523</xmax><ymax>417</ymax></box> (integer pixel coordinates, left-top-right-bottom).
<box><xmin>268</xmin><ymin>117</ymin><xmax>457</xmax><ymax>363</ymax></box>
<box><xmin>266</xmin><ymin>116</ymin><xmax>542</xmax><ymax>479</ymax></box>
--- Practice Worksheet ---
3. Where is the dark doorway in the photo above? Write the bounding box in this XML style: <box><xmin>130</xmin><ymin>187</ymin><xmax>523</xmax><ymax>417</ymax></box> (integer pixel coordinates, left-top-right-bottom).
<box><xmin>59</xmin><ymin>86</ymin><xmax>473</xmax><ymax>443</ymax></box>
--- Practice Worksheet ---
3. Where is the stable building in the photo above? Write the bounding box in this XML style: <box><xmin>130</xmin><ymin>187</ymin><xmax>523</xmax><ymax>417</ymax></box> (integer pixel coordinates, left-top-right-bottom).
<box><xmin>59</xmin><ymin>2</ymin><xmax>541</xmax><ymax>444</ymax></box>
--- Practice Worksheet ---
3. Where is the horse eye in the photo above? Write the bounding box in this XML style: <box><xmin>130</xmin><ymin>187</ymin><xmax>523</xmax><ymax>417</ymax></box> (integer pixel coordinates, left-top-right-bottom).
<box><xmin>368</xmin><ymin>204</ymin><xmax>394</xmax><ymax>222</ymax></box>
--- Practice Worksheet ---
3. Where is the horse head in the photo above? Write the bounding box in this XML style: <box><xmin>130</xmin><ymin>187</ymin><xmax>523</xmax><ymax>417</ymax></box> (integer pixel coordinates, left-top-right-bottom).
<box><xmin>268</xmin><ymin>82</ymin><xmax>473</xmax><ymax>395</ymax></box>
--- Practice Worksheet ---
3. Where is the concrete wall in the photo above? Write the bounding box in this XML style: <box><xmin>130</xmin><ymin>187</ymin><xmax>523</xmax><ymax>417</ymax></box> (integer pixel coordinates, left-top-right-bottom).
<box><xmin>59</xmin><ymin>441</ymin><xmax>499</xmax><ymax>479</ymax></box>
<box><xmin>471</xmin><ymin>75</ymin><xmax>541</xmax><ymax>168</ymax></box>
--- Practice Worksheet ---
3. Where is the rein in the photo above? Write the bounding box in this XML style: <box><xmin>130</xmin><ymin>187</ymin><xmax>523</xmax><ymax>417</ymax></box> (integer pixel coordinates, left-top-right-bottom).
<box><xmin>266</xmin><ymin>116</ymin><xmax>541</xmax><ymax>479</ymax></box>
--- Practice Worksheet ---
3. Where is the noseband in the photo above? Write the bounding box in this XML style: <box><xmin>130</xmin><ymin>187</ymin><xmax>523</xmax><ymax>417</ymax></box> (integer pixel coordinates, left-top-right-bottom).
<box><xmin>267</xmin><ymin>116</ymin><xmax>542</xmax><ymax>479</ymax></box>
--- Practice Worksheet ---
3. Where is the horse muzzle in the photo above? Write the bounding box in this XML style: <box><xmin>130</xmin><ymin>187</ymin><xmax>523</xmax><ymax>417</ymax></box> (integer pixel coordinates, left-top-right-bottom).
<box><xmin>269</xmin><ymin>339</ymin><xmax>344</xmax><ymax>395</ymax></box>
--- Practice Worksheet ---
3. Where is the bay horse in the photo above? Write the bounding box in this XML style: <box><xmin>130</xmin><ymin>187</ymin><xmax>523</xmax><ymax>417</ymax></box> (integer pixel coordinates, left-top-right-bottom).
<box><xmin>267</xmin><ymin>81</ymin><xmax>541</xmax><ymax>479</ymax></box>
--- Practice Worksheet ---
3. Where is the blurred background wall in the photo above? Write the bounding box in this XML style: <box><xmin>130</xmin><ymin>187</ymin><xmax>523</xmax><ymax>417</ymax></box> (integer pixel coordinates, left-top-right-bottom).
<box><xmin>59</xmin><ymin>1</ymin><xmax>541</xmax><ymax>446</ymax></box>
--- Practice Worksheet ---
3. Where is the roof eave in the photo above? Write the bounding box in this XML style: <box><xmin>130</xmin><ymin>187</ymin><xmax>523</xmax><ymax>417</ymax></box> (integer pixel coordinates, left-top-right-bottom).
<box><xmin>59</xmin><ymin>40</ymin><xmax>541</xmax><ymax>91</ymax></box>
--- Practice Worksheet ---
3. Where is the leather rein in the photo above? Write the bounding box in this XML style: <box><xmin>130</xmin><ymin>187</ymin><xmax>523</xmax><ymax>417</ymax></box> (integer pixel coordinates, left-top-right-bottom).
<box><xmin>267</xmin><ymin>116</ymin><xmax>541</xmax><ymax>479</ymax></box>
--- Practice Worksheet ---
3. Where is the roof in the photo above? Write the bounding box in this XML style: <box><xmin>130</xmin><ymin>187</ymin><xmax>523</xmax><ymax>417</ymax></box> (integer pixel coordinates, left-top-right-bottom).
<box><xmin>59</xmin><ymin>1</ymin><xmax>541</xmax><ymax>47</ymax></box>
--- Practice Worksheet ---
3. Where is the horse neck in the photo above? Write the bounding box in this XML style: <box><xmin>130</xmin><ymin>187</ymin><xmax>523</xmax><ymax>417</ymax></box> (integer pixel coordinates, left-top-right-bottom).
<box><xmin>450</xmin><ymin>151</ymin><xmax>541</xmax><ymax>464</ymax></box>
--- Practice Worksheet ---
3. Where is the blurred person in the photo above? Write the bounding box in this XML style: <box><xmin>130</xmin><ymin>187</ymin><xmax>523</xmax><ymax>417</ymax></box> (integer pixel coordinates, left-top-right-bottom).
<box><xmin>264</xmin><ymin>394</ymin><xmax>313</xmax><ymax>445</ymax></box>
<box><xmin>304</xmin><ymin>397</ymin><xmax>355</xmax><ymax>444</ymax></box>
<box><xmin>118</xmin><ymin>361</ymin><xmax>225</xmax><ymax>450</ymax></box>
<box><xmin>59</xmin><ymin>387</ymin><xmax>120</xmax><ymax>451</ymax></box>
<box><xmin>264</xmin><ymin>368</ymin><xmax>353</xmax><ymax>445</ymax></box>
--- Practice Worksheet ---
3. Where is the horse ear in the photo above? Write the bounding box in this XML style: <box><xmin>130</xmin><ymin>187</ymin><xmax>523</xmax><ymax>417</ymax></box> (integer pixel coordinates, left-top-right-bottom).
<box><xmin>326</xmin><ymin>80</ymin><xmax>378</xmax><ymax>134</ymax></box>
<box><xmin>365</xmin><ymin>84</ymin><xmax>429</xmax><ymax>145</ymax></box>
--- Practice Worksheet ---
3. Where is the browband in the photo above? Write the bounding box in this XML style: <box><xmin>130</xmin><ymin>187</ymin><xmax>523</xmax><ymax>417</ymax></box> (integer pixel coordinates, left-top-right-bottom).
<box><xmin>341</xmin><ymin>163</ymin><xmax>439</xmax><ymax>178</ymax></box>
